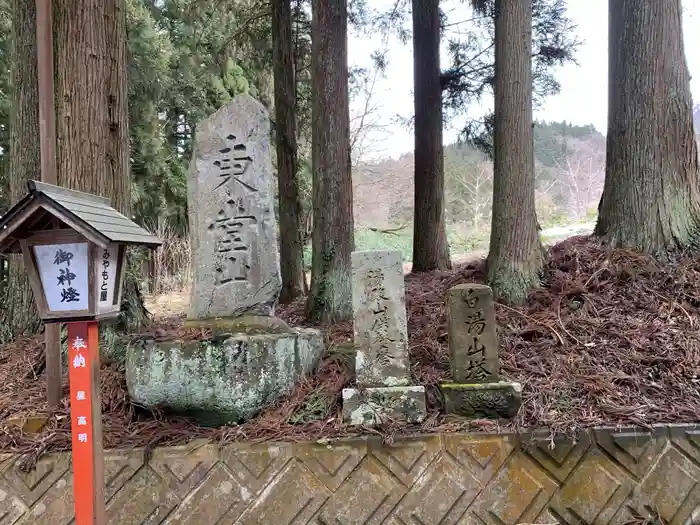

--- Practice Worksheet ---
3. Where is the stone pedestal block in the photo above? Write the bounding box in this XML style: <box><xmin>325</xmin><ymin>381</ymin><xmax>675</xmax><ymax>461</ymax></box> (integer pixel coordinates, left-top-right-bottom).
<box><xmin>341</xmin><ymin>386</ymin><xmax>427</xmax><ymax>426</ymax></box>
<box><xmin>183</xmin><ymin>314</ymin><xmax>294</xmax><ymax>334</ymax></box>
<box><xmin>126</xmin><ymin>328</ymin><xmax>324</xmax><ymax>425</ymax></box>
<box><xmin>440</xmin><ymin>382</ymin><xmax>522</xmax><ymax>419</ymax></box>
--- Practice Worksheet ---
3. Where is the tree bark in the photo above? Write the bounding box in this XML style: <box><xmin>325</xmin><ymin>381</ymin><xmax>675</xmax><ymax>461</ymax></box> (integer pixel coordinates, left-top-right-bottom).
<box><xmin>306</xmin><ymin>0</ymin><xmax>354</xmax><ymax>323</ymax></box>
<box><xmin>107</xmin><ymin>0</ymin><xmax>149</xmax><ymax>330</ymax></box>
<box><xmin>486</xmin><ymin>0</ymin><xmax>543</xmax><ymax>305</ymax></box>
<box><xmin>272</xmin><ymin>0</ymin><xmax>304</xmax><ymax>303</ymax></box>
<box><xmin>594</xmin><ymin>0</ymin><xmax>700</xmax><ymax>252</ymax></box>
<box><xmin>54</xmin><ymin>0</ymin><xmax>108</xmax><ymax>194</ymax></box>
<box><xmin>106</xmin><ymin>0</ymin><xmax>129</xmax><ymax>215</ymax></box>
<box><xmin>54</xmin><ymin>0</ymin><xmax>148</xmax><ymax>329</ymax></box>
<box><xmin>1</xmin><ymin>0</ymin><xmax>42</xmax><ymax>342</ymax></box>
<box><xmin>411</xmin><ymin>0</ymin><xmax>451</xmax><ymax>272</ymax></box>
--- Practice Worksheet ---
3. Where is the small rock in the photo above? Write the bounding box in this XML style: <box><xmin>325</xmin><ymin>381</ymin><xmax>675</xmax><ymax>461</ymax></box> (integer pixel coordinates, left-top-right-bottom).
<box><xmin>5</xmin><ymin>414</ymin><xmax>49</xmax><ymax>434</ymax></box>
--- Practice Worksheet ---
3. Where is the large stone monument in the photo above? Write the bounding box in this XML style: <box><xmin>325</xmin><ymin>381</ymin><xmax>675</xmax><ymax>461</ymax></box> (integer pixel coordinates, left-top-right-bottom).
<box><xmin>342</xmin><ymin>250</ymin><xmax>427</xmax><ymax>426</ymax></box>
<box><xmin>439</xmin><ymin>284</ymin><xmax>522</xmax><ymax>418</ymax></box>
<box><xmin>126</xmin><ymin>95</ymin><xmax>324</xmax><ymax>424</ymax></box>
<box><xmin>187</xmin><ymin>93</ymin><xmax>280</xmax><ymax>321</ymax></box>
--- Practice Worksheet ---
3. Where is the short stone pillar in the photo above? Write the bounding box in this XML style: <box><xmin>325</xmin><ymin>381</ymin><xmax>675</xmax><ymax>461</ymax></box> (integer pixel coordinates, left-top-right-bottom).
<box><xmin>342</xmin><ymin>250</ymin><xmax>427</xmax><ymax>426</ymax></box>
<box><xmin>439</xmin><ymin>284</ymin><xmax>522</xmax><ymax>418</ymax></box>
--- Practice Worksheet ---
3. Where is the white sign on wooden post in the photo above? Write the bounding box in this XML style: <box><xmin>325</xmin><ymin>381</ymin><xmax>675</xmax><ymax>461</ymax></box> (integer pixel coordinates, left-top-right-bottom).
<box><xmin>34</xmin><ymin>242</ymin><xmax>89</xmax><ymax>312</ymax></box>
<box><xmin>95</xmin><ymin>244</ymin><xmax>119</xmax><ymax>312</ymax></box>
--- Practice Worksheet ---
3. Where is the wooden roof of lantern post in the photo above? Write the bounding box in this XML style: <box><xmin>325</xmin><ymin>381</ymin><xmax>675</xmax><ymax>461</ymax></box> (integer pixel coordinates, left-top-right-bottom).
<box><xmin>0</xmin><ymin>180</ymin><xmax>161</xmax><ymax>254</ymax></box>
<box><xmin>0</xmin><ymin>181</ymin><xmax>161</xmax><ymax>323</ymax></box>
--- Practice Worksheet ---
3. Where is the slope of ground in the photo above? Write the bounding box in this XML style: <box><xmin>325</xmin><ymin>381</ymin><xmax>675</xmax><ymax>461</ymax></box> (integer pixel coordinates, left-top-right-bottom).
<box><xmin>1</xmin><ymin>236</ymin><xmax>700</xmax><ymax>465</ymax></box>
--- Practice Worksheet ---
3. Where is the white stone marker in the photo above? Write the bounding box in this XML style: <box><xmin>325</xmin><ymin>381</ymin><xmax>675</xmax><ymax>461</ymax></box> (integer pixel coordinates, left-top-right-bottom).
<box><xmin>187</xmin><ymin>94</ymin><xmax>281</xmax><ymax>320</ymax></box>
<box><xmin>342</xmin><ymin>250</ymin><xmax>427</xmax><ymax>426</ymax></box>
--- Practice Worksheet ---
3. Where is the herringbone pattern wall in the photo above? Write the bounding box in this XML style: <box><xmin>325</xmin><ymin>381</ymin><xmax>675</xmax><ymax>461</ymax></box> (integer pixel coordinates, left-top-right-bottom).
<box><xmin>0</xmin><ymin>424</ymin><xmax>698</xmax><ymax>524</ymax></box>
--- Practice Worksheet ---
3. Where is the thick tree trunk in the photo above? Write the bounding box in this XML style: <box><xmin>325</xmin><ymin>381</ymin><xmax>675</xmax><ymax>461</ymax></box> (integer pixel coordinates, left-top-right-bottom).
<box><xmin>55</xmin><ymin>0</ymin><xmax>148</xmax><ymax>330</ymax></box>
<box><xmin>54</xmin><ymin>0</ymin><xmax>108</xmax><ymax>194</ymax></box>
<box><xmin>594</xmin><ymin>0</ymin><xmax>700</xmax><ymax>252</ymax></box>
<box><xmin>1</xmin><ymin>0</ymin><xmax>42</xmax><ymax>342</ymax></box>
<box><xmin>106</xmin><ymin>0</ymin><xmax>130</xmax><ymax>214</ymax></box>
<box><xmin>272</xmin><ymin>0</ymin><xmax>304</xmax><ymax>304</ymax></box>
<box><xmin>306</xmin><ymin>0</ymin><xmax>354</xmax><ymax>323</ymax></box>
<box><xmin>107</xmin><ymin>0</ymin><xmax>149</xmax><ymax>330</ymax></box>
<box><xmin>411</xmin><ymin>0</ymin><xmax>451</xmax><ymax>272</ymax></box>
<box><xmin>486</xmin><ymin>0</ymin><xmax>542</xmax><ymax>305</ymax></box>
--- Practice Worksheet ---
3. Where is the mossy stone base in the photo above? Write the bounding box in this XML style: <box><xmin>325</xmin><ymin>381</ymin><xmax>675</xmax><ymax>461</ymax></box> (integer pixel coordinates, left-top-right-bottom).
<box><xmin>440</xmin><ymin>382</ymin><xmax>522</xmax><ymax>419</ymax></box>
<box><xmin>125</xmin><ymin>328</ymin><xmax>324</xmax><ymax>426</ymax></box>
<box><xmin>184</xmin><ymin>315</ymin><xmax>294</xmax><ymax>335</ymax></box>
<box><xmin>342</xmin><ymin>386</ymin><xmax>427</xmax><ymax>426</ymax></box>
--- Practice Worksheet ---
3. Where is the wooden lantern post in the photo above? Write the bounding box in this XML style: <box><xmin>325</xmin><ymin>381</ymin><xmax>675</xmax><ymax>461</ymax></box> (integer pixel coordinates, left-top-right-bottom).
<box><xmin>35</xmin><ymin>0</ymin><xmax>62</xmax><ymax>408</ymax></box>
<box><xmin>0</xmin><ymin>181</ymin><xmax>161</xmax><ymax>525</ymax></box>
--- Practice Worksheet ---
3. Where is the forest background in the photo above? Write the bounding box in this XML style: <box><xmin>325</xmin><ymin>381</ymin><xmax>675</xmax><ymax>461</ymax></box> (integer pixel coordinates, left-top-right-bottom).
<box><xmin>0</xmin><ymin>0</ymin><xmax>698</xmax><ymax>319</ymax></box>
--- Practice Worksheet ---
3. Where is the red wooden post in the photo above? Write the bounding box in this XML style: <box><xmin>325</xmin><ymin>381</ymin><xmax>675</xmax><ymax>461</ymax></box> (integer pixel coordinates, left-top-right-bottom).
<box><xmin>67</xmin><ymin>321</ymin><xmax>106</xmax><ymax>525</ymax></box>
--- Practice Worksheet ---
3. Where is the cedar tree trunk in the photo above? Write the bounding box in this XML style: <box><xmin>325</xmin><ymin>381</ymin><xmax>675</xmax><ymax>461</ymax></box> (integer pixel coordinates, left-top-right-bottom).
<box><xmin>54</xmin><ymin>0</ymin><xmax>108</xmax><ymax>196</ymax></box>
<box><xmin>411</xmin><ymin>0</ymin><xmax>451</xmax><ymax>272</ymax></box>
<box><xmin>1</xmin><ymin>0</ymin><xmax>42</xmax><ymax>342</ymax></box>
<box><xmin>594</xmin><ymin>0</ymin><xmax>700</xmax><ymax>252</ymax></box>
<box><xmin>306</xmin><ymin>0</ymin><xmax>354</xmax><ymax>323</ymax></box>
<box><xmin>107</xmin><ymin>0</ymin><xmax>149</xmax><ymax>330</ymax></box>
<box><xmin>55</xmin><ymin>0</ymin><xmax>148</xmax><ymax>329</ymax></box>
<box><xmin>486</xmin><ymin>0</ymin><xmax>543</xmax><ymax>305</ymax></box>
<box><xmin>272</xmin><ymin>0</ymin><xmax>304</xmax><ymax>303</ymax></box>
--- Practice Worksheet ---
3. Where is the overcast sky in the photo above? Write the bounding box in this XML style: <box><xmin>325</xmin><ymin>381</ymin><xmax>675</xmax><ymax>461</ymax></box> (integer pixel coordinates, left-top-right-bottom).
<box><xmin>347</xmin><ymin>0</ymin><xmax>700</xmax><ymax>160</ymax></box>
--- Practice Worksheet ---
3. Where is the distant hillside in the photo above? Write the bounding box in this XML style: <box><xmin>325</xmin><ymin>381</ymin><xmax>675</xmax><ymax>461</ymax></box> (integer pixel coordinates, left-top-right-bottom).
<box><xmin>353</xmin><ymin>121</ymin><xmax>607</xmax><ymax>230</ymax></box>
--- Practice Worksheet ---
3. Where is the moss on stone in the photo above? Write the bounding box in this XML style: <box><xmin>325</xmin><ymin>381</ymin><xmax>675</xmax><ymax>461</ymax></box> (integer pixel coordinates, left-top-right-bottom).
<box><xmin>440</xmin><ymin>382</ymin><xmax>522</xmax><ymax>392</ymax></box>
<box><xmin>183</xmin><ymin>315</ymin><xmax>294</xmax><ymax>335</ymax></box>
<box><xmin>440</xmin><ymin>382</ymin><xmax>522</xmax><ymax>419</ymax></box>
<box><xmin>341</xmin><ymin>386</ymin><xmax>427</xmax><ymax>426</ymax></box>
<box><xmin>125</xmin><ymin>328</ymin><xmax>324</xmax><ymax>426</ymax></box>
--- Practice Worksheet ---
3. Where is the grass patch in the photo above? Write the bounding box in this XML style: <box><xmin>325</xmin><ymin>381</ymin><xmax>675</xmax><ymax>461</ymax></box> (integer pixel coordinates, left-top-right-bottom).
<box><xmin>302</xmin><ymin>218</ymin><xmax>594</xmax><ymax>271</ymax></box>
<box><xmin>303</xmin><ymin>226</ymin><xmax>491</xmax><ymax>269</ymax></box>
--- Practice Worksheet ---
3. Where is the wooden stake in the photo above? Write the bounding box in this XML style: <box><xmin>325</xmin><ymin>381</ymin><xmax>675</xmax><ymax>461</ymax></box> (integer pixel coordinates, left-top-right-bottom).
<box><xmin>35</xmin><ymin>0</ymin><xmax>62</xmax><ymax>407</ymax></box>
<box><xmin>44</xmin><ymin>324</ymin><xmax>61</xmax><ymax>407</ymax></box>
<box><xmin>67</xmin><ymin>321</ymin><xmax>106</xmax><ymax>525</ymax></box>
<box><xmin>36</xmin><ymin>0</ymin><xmax>56</xmax><ymax>184</ymax></box>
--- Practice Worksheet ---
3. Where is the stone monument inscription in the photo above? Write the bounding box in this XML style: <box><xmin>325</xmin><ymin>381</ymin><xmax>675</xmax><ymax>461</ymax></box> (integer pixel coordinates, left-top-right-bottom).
<box><xmin>130</xmin><ymin>95</ymin><xmax>325</xmax><ymax>425</ymax></box>
<box><xmin>342</xmin><ymin>250</ymin><xmax>426</xmax><ymax>426</ymax></box>
<box><xmin>440</xmin><ymin>283</ymin><xmax>522</xmax><ymax>419</ymax></box>
<box><xmin>188</xmin><ymin>94</ymin><xmax>281</xmax><ymax>320</ymax></box>
<box><xmin>352</xmin><ymin>251</ymin><xmax>410</xmax><ymax>387</ymax></box>
<box><xmin>446</xmin><ymin>284</ymin><xmax>499</xmax><ymax>383</ymax></box>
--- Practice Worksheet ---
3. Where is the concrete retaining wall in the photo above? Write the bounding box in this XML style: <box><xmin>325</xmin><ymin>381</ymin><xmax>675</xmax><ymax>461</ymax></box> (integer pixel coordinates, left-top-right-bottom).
<box><xmin>1</xmin><ymin>424</ymin><xmax>697</xmax><ymax>524</ymax></box>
